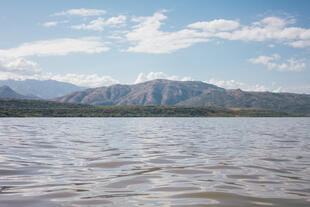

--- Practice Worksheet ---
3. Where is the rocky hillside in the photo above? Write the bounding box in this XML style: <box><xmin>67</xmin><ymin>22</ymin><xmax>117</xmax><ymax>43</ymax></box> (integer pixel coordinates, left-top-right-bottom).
<box><xmin>53</xmin><ymin>79</ymin><xmax>310</xmax><ymax>115</ymax></box>
<box><xmin>53</xmin><ymin>79</ymin><xmax>221</xmax><ymax>105</ymax></box>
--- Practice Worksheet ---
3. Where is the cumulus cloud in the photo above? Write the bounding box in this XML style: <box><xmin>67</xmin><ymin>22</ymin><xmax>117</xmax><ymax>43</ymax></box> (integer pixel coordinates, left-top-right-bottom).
<box><xmin>0</xmin><ymin>56</ymin><xmax>42</xmax><ymax>78</ymax></box>
<box><xmin>124</xmin><ymin>13</ymin><xmax>310</xmax><ymax>54</ymax></box>
<box><xmin>248</xmin><ymin>54</ymin><xmax>306</xmax><ymax>72</ymax></box>
<box><xmin>212</xmin><ymin>16</ymin><xmax>310</xmax><ymax>44</ymax></box>
<box><xmin>0</xmin><ymin>56</ymin><xmax>118</xmax><ymax>87</ymax></box>
<box><xmin>54</xmin><ymin>8</ymin><xmax>106</xmax><ymax>17</ymax></box>
<box><xmin>0</xmin><ymin>37</ymin><xmax>109</xmax><ymax>58</ymax></box>
<box><xmin>135</xmin><ymin>72</ymin><xmax>193</xmax><ymax>83</ymax></box>
<box><xmin>125</xmin><ymin>12</ymin><xmax>209</xmax><ymax>54</ymax></box>
<box><xmin>0</xmin><ymin>55</ymin><xmax>45</xmax><ymax>82</ymax></box>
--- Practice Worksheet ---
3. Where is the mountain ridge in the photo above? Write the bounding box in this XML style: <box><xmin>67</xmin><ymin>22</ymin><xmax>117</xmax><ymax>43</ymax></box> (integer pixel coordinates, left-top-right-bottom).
<box><xmin>52</xmin><ymin>79</ymin><xmax>310</xmax><ymax>115</ymax></box>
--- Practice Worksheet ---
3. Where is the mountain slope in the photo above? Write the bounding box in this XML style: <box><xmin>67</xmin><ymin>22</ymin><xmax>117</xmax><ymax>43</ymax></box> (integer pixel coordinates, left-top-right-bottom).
<box><xmin>0</xmin><ymin>86</ymin><xmax>37</xmax><ymax>99</ymax></box>
<box><xmin>54</xmin><ymin>79</ymin><xmax>221</xmax><ymax>105</ymax></box>
<box><xmin>177</xmin><ymin>89</ymin><xmax>310</xmax><ymax>115</ymax></box>
<box><xmin>53</xmin><ymin>79</ymin><xmax>310</xmax><ymax>115</ymax></box>
<box><xmin>0</xmin><ymin>79</ymin><xmax>84</xmax><ymax>99</ymax></box>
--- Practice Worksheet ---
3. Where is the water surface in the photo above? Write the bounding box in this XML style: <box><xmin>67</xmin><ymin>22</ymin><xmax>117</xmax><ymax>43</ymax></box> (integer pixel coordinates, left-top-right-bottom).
<box><xmin>0</xmin><ymin>118</ymin><xmax>309</xmax><ymax>207</ymax></box>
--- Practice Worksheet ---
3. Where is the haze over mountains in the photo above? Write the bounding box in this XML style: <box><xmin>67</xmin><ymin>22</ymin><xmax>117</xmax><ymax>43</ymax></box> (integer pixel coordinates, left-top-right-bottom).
<box><xmin>0</xmin><ymin>79</ymin><xmax>83</xmax><ymax>99</ymax></box>
<box><xmin>0</xmin><ymin>85</ymin><xmax>37</xmax><ymax>99</ymax></box>
<box><xmin>54</xmin><ymin>79</ymin><xmax>310</xmax><ymax>115</ymax></box>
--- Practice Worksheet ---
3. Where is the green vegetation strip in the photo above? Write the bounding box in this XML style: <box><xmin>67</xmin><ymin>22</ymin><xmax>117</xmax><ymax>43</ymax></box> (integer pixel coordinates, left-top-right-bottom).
<box><xmin>0</xmin><ymin>98</ymin><xmax>292</xmax><ymax>117</ymax></box>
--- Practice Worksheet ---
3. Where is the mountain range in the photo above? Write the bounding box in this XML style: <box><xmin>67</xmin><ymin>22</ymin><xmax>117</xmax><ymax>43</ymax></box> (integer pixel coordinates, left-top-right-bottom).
<box><xmin>53</xmin><ymin>79</ymin><xmax>310</xmax><ymax>115</ymax></box>
<box><xmin>0</xmin><ymin>79</ymin><xmax>84</xmax><ymax>99</ymax></box>
<box><xmin>0</xmin><ymin>85</ymin><xmax>37</xmax><ymax>99</ymax></box>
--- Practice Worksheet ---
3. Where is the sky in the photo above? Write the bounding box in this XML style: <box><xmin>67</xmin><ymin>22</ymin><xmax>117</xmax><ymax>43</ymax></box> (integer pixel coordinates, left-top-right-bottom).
<box><xmin>0</xmin><ymin>0</ymin><xmax>310</xmax><ymax>93</ymax></box>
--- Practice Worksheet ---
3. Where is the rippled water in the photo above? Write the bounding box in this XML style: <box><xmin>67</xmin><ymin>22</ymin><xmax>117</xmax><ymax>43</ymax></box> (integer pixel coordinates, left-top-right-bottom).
<box><xmin>0</xmin><ymin>118</ymin><xmax>310</xmax><ymax>207</ymax></box>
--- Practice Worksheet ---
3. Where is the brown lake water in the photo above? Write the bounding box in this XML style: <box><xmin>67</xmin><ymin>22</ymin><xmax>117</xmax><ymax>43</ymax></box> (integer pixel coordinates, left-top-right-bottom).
<box><xmin>0</xmin><ymin>118</ymin><xmax>309</xmax><ymax>207</ymax></box>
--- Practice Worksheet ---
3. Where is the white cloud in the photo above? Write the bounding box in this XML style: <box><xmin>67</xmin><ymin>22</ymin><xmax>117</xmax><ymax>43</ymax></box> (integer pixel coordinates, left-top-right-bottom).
<box><xmin>253</xmin><ymin>16</ymin><xmax>290</xmax><ymax>28</ymax></box>
<box><xmin>125</xmin><ymin>12</ymin><xmax>209</xmax><ymax>54</ymax></box>
<box><xmin>211</xmin><ymin>16</ymin><xmax>310</xmax><ymax>44</ymax></box>
<box><xmin>206</xmin><ymin>78</ymin><xmax>310</xmax><ymax>94</ymax></box>
<box><xmin>71</xmin><ymin>15</ymin><xmax>127</xmax><ymax>31</ymax></box>
<box><xmin>42</xmin><ymin>21</ymin><xmax>58</xmax><ymax>27</ymax></box>
<box><xmin>47</xmin><ymin>73</ymin><xmax>119</xmax><ymax>87</ymax></box>
<box><xmin>0</xmin><ymin>37</ymin><xmax>109</xmax><ymax>57</ymax></box>
<box><xmin>0</xmin><ymin>56</ymin><xmax>118</xmax><ymax>87</ymax></box>
<box><xmin>188</xmin><ymin>19</ymin><xmax>240</xmax><ymax>32</ymax></box>
<box><xmin>287</xmin><ymin>40</ymin><xmax>310</xmax><ymax>48</ymax></box>
<box><xmin>135</xmin><ymin>72</ymin><xmax>193</xmax><ymax>83</ymax></box>
<box><xmin>54</xmin><ymin>8</ymin><xmax>106</xmax><ymax>17</ymax></box>
<box><xmin>0</xmin><ymin>56</ymin><xmax>42</xmax><ymax>77</ymax></box>
<box><xmin>248</xmin><ymin>54</ymin><xmax>305</xmax><ymax>72</ymax></box>
<box><xmin>42</xmin><ymin>20</ymin><xmax>68</xmax><ymax>28</ymax></box>
<box><xmin>1</xmin><ymin>55</ymin><xmax>308</xmax><ymax>93</ymax></box>
<box><xmin>0</xmin><ymin>37</ymin><xmax>112</xmax><ymax>86</ymax></box>
<box><xmin>124</xmin><ymin>12</ymin><xmax>310</xmax><ymax>54</ymax></box>
<box><xmin>105</xmin><ymin>15</ymin><xmax>127</xmax><ymax>26</ymax></box>
<box><xmin>206</xmin><ymin>78</ymin><xmax>282</xmax><ymax>92</ymax></box>
<box><xmin>71</xmin><ymin>17</ymin><xmax>105</xmax><ymax>31</ymax></box>
<box><xmin>134</xmin><ymin>72</ymin><xmax>282</xmax><ymax>92</ymax></box>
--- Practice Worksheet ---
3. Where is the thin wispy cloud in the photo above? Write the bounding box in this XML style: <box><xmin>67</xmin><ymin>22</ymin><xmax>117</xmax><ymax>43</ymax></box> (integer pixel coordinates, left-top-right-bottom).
<box><xmin>42</xmin><ymin>21</ymin><xmax>58</xmax><ymax>27</ymax></box>
<box><xmin>47</xmin><ymin>73</ymin><xmax>119</xmax><ymax>87</ymax></box>
<box><xmin>188</xmin><ymin>19</ymin><xmax>240</xmax><ymax>32</ymax></box>
<box><xmin>135</xmin><ymin>72</ymin><xmax>193</xmax><ymax>84</ymax></box>
<box><xmin>53</xmin><ymin>8</ymin><xmax>106</xmax><ymax>17</ymax></box>
<box><xmin>71</xmin><ymin>18</ymin><xmax>105</xmax><ymax>31</ymax></box>
<box><xmin>0</xmin><ymin>37</ymin><xmax>110</xmax><ymax>57</ymax></box>
<box><xmin>206</xmin><ymin>78</ymin><xmax>281</xmax><ymax>92</ymax></box>
<box><xmin>71</xmin><ymin>15</ymin><xmax>127</xmax><ymax>31</ymax></box>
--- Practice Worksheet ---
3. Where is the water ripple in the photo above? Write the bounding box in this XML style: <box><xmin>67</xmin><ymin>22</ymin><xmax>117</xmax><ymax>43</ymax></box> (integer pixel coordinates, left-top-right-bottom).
<box><xmin>0</xmin><ymin>117</ymin><xmax>309</xmax><ymax>207</ymax></box>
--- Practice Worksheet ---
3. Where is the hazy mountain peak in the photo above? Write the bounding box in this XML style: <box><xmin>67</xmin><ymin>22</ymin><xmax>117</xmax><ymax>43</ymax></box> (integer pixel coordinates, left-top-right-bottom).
<box><xmin>0</xmin><ymin>79</ymin><xmax>84</xmax><ymax>99</ymax></box>
<box><xmin>0</xmin><ymin>85</ymin><xmax>35</xmax><ymax>99</ymax></box>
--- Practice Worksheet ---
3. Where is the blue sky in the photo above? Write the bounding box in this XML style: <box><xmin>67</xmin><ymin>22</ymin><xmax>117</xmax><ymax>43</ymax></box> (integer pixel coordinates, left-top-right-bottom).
<box><xmin>0</xmin><ymin>0</ymin><xmax>310</xmax><ymax>93</ymax></box>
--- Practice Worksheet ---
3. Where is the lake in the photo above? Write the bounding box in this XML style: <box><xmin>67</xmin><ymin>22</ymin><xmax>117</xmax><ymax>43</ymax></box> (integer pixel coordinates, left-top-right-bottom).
<box><xmin>0</xmin><ymin>118</ymin><xmax>309</xmax><ymax>207</ymax></box>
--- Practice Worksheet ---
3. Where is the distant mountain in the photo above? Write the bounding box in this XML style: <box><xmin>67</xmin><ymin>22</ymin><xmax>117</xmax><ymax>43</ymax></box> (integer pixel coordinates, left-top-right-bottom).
<box><xmin>53</xmin><ymin>79</ymin><xmax>310</xmax><ymax>115</ymax></box>
<box><xmin>0</xmin><ymin>79</ymin><xmax>84</xmax><ymax>99</ymax></box>
<box><xmin>54</xmin><ymin>79</ymin><xmax>220</xmax><ymax>105</ymax></box>
<box><xmin>177</xmin><ymin>88</ymin><xmax>310</xmax><ymax>115</ymax></box>
<box><xmin>0</xmin><ymin>85</ymin><xmax>37</xmax><ymax>99</ymax></box>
